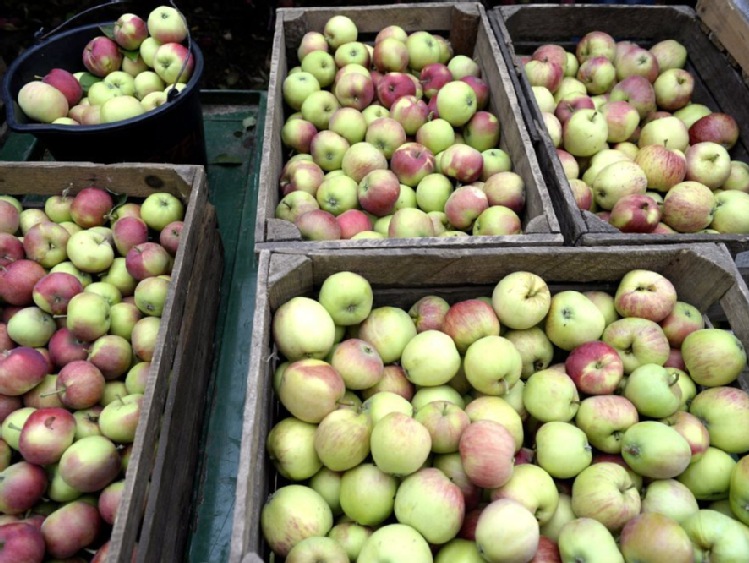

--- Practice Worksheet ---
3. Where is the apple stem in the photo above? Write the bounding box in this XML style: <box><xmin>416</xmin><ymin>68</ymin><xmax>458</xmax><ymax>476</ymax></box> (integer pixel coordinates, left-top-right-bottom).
<box><xmin>668</xmin><ymin>371</ymin><xmax>680</xmax><ymax>387</ymax></box>
<box><xmin>52</xmin><ymin>314</ymin><xmax>67</xmax><ymax>320</ymax></box>
<box><xmin>5</xmin><ymin>423</ymin><xmax>20</xmax><ymax>431</ymax></box>
<box><xmin>39</xmin><ymin>388</ymin><xmax>65</xmax><ymax>398</ymax></box>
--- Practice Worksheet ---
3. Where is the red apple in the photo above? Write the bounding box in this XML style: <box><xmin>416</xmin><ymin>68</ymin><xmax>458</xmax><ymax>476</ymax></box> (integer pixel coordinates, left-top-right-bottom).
<box><xmin>566</xmin><ymin>341</ymin><xmax>624</xmax><ymax>395</ymax></box>
<box><xmin>70</xmin><ymin>187</ymin><xmax>114</xmax><ymax>228</ymax></box>
<box><xmin>689</xmin><ymin>113</ymin><xmax>739</xmax><ymax>149</ymax></box>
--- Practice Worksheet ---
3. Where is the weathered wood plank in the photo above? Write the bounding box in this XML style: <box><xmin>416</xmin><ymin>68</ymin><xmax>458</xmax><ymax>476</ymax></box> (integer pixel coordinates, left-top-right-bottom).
<box><xmin>255</xmin><ymin>3</ymin><xmax>562</xmax><ymax>251</ymax></box>
<box><xmin>697</xmin><ymin>0</ymin><xmax>749</xmax><ymax>77</ymax></box>
<box><xmin>136</xmin><ymin>204</ymin><xmax>223</xmax><ymax>563</ymax></box>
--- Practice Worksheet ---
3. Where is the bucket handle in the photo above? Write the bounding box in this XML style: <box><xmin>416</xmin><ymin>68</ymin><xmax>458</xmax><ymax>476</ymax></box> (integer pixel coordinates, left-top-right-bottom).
<box><xmin>33</xmin><ymin>0</ymin><xmax>194</xmax><ymax>102</ymax></box>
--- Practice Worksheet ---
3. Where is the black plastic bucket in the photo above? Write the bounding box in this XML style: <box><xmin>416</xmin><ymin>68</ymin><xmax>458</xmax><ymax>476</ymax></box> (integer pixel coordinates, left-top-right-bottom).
<box><xmin>1</xmin><ymin>21</ymin><xmax>207</xmax><ymax>165</ymax></box>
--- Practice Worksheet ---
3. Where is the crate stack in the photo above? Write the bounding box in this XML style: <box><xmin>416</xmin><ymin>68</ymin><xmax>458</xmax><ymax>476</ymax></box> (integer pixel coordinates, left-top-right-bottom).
<box><xmin>231</xmin><ymin>3</ymin><xmax>749</xmax><ymax>562</ymax></box>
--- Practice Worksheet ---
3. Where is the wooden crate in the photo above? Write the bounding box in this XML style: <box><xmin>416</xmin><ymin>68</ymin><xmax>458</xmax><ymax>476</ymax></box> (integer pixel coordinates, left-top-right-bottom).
<box><xmin>254</xmin><ymin>2</ymin><xmax>563</xmax><ymax>251</ymax></box>
<box><xmin>0</xmin><ymin>162</ymin><xmax>223</xmax><ymax>563</ymax></box>
<box><xmin>490</xmin><ymin>4</ymin><xmax>749</xmax><ymax>254</ymax></box>
<box><xmin>230</xmin><ymin>242</ymin><xmax>749</xmax><ymax>562</ymax></box>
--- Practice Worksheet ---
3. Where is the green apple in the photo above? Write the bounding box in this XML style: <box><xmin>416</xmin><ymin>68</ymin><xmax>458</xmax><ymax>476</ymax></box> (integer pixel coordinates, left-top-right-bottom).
<box><xmin>475</xmin><ymin>499</ymin><xmax>539</xmax><ymax>563</ymax></box>
<box><xmin>328</xmin><ymin>520</ymin><xmax>372</xmax><ymax>561</ymax></box>
<box><xmin>266</xmin><ymin>417</ymin><xmax>320</xmax><ymax>481</ymax></box>
<box><xmin>621</xmin><ymin>421</ymin><xmax>691</xmax><ymax>479</ymax></box>
<box><xmin>681</xmin><ymin>509</ymin><xmax>749</xmax><ymax>561</ymax></box>
<box><xmin>370</xmin><ymin>412</ymin><xmax>430</xmax><ymax>476</ymax></box>
<box><xmin>357</xmin><ymin>524</ymin><xmax>432</xmax><ymax>563</ymax></box>
<box><xmin>6</xmin><ymin>307</ymin><xmax>55</xmax><ymax>347</ymax></box>
<box><xmin>400</xmin><ymin>329</ymin><xmax>461</xmax><ymax>387</ymax></box>
<box><xmin>678</xmin><ymin>446</ymin><xmax>736</xmax><ymax>501</ymax></box>
<box><xmin>523</xmin><ymin>369</ymin><xmax>580</xmax><ymax>422</ymax></box>
<box><xmin>464</xmin><ymin>335</ymin><xmax>522</xmax><ymax>396</ymax></box>
<box><xmin>357</xmin><ymin>306</ymin><xmax>416</xmax><ymax>363</ymax></box>
<box><xmin>545</xmin><ymin>290</ymin><xmax>605</xmax><ymax>351</ymax></box>
<box><xmin>535</xmin><ymin>421</ymin><xmax>592</xmax><ymax>479</ymax></box>
<box><xmin>559</xmin><ymin>517</ymin><xmax>624</xmax><ymax>563</ymax></box>
<box><xmin>285</xmin><ymin>536</ymin><xmax>348</xmax><ymax>562</ymax></box>
<box><xmin>100</xmin><ymin>95</ymin><xmax>145</xmax><ymax>123</ymax></box>
<box><xmin>464</xmin><ymin>396</ymin><xmax>524</xmax><ymax>452</ymax></box>
<box><xmin>504</xmin><ymin>327</ymin><xmax>555</xmax><ymax>379</ymax></box>
<box><xmin>273</xmin><ymin>296</ymin><xmax>336</xmax><ymax>361</ymax></box>
<box><xmin>642</xmin><ymin>479</ymin><xmax>698</xmax><ymax>523</ymax></box>
<box><xmin>283</xmin><ymin>71</ymin><xmax>321</xmax><ymax>111</ymax></box>
<box><xmin>435</xmin><ymin>539</ymin><xmax>483</xmax><ymax>563</ymax></box>
<box><xmin>339</xmin><ymin>463</ymin><xmax>397</xmax><ymax>526</ymax></box>
<box><xmin>730</xmin><ymin>455</ymin><xmax>749</xmax><ymax>526</ymax></box>
<box><xmin>540</xmin><ymin>493</ymin><xmax>575</xmax><ymax>541</ymax></box>
<box><xmin>682</xmin><ymin>329</ymin><xmax>747</xmax><ymax>387</ymax></box>
<box><xmin>491</xmin><ymin>463</ymin><xmax>559</xmax><ymax>526</ymax></box>
<box><xmin>140</xmin><ymin>192</ymin><xmax>184</xmax><ymax>232</ymax></box>
<box><xmin>411</xmin><ymin>385</ymin><xmax>465</xmax><ymax>412</ymax></box>
<box><xmin>492</xmin><ymin>271</ymin><xmax>550</xmax><ymax>330</ymax></box>
<box><xmin>66</xmin><ymin>230</ymin><xmax>114</xmax><ymax>273</ymax></box>
<box><xmin>66</xmin><ymin>292</ymin><xmax>111</xmax><ymax>342</ymax></box>
<box><xmin>318</xmin><ymin>271</ymin><xmax>373</xmax><ymax>326</ymax></box>
<box><xmin>436</xmin><ymin>81</ymin><xmax>478</xmax><ymax>127</ymax></box>
<box><xmin>575</xmin><ymin>395</ymin><xmax>639</xmax><ymax>454</ymax></box>
<box><xmin>261</xmin><ymin>484</ymin><xmax>333</xmax><ymax>557</ymax></box>
<box><xmin>624</xmin><ymin>363</ymin><xmax>681</xmax><ymax>418</ymax></box>
<box><xmin>690</xmin><ymin>386</ymin><xmax>749</xmax><ymax>454</ymax></box>
<box><xmin>362</xmin><ymin>392</ymin><xmax>412</xmax><ymax>425</ymax></box>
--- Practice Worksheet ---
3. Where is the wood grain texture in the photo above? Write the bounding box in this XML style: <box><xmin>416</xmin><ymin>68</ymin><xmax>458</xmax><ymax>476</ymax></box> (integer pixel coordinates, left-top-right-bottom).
<box><xmin>493</xmin><ymin>5</ymin><xmax>749</xmax><ymax>252</ymax></box>
<box><xmin>0</xmin><ymin>161</ymin><xmax>199</xmax><ymax>199</ymax></box>
<box><xmin>230</xmin><ymin>243</ymin><xmax>749</xmax><ymax>562</ymax></box>
<box><xmin>255</xmin><ymin>3</ymin><xmax>562</xmax><ymax>251</ymax></box>
<box><xmin>698</xmin><ymin>0</ymin><xmax>749</xmax><ymax>76</ymax></box>
<box><xmin>136</xmin><ymin>205</ymin><xmax>223</xmax><ymax>562</ymax></box>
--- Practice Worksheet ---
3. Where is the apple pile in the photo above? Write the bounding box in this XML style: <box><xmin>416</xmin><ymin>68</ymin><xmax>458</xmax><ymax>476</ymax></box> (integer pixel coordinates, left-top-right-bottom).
<box><xmin>276</xmin><ymin>16</ymin><xmax>526</xmax><ymax>240</ymax></box>
<box><xmin>16</xmin><ymin>5</ymin><xmax>195</xmax><ymax>126</ymax></box>
<box><xmin>261</xmin><ymin>268</ymin><xmax>749</xmax><ymax>561</ymax></box>
<box><xmin>526</xmin><ymin>32</ymin><xmax>749</xmax><ymax>234</ymax></box>
<box><xmin>0</xmin><ymin>186</ymin><xmax>184</xmax><ymax>560</ymax></box>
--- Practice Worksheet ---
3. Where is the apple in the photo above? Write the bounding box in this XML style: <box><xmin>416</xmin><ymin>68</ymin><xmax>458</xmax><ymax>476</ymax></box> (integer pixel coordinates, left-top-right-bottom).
<box><xmin>491</xmin><ymin>271</ymin><xmax>550</xmax><ymax>331</ymax></box>
<box><xmin>690</xmin><ymin>385</ymin><xmax>749</xmax><ymax>454</ymax></box>
<box><xmin>375</xmin><ymin>72</ymin><xmax>416</xmax><ymax>109</ymax></box>
<box><xmin>621</xmin><ymin>421</ymin><xmax>691</xmax><ymax>479</ymax></box>
<box><xmin>577</xmin><ymin>31</ymin><xmax>616</xmax><ymax>62</ymax></box>
<box><xmin>82</xmin><ymin>36</ymin><xmax>122</xmax><ymax>77</ymax></box>
<box><xmin>43</xmin><ymin>68</ymin><xmax>83</xmax><ymax>107</ymax></box>
<box><xmin>662</xmin><ymin>181</ymin><xmax>715</xmax><ymax>233</ymax></box>
<box><xmin>459</xmin><ymin>420</ymin><xmax>514</xmax><ymax>489</ymax></box>
<box><xmin>624</xmin><ymin>363</ymin><xmax>681</xmax><ymax>418</ymax></box>
<box><xmin>563</xmin><ymin>109</ymin><xmax>608</xmax><ymax>157</ymax></box>
<box><xmin>390</xmin><ymin>95</ymin><xmax>428</xmax><ymax>136</ymax></box>
<box><xmin>545</xmin><ymin>290</ymin><xmax>606</xmax><ymax>352</ymax></box>
<box><xmin>414</xmin><ymin>401</ymin><xmax>470</xmax><ymax>455</ymax></box>
<box><xmin>571</xmin><ymin>462</ymin><xmax>641</xmax><ymax>532</ymax></box>
<box><xmin>393</xmin><ymin>467</ymin><xmax>464</xmax><ymax>544</ymax></box>
<box><xmin>634</xmin><ymin>144</ymin><xmax>687</xmax><ymax>192</ymax></box>
<box><xmin>301</xmin><ymin>90</ymin><xmax>340</xmax><ymax>130</ymax></box>
<box><xmin>711</xmin><ymin>190</ymin><xmax>749</xmax><ymax>233</ymax></box>
<box><xmin>620</xmin><ymin>512</ymin><xmax>693</xmax><ymax>563</ymax></box>
<box><xmin>525</xmin><ymin>60</ymin><xmax>564</xmax><ymax>94</ymax></box>
<box><xmin>609</xmin><ymin>193</ymin><xmax>661</xmax><ymax>233</ymax></box>
<box><xmin>460</xmin><ymin>76</ymin><xmax>490</xmax><ymax>111</ymax></box>
<box><xmin>57</xmin><ymin>360</ymin><xmax>105</xmax><ymax>410</ymax></box>
<box><xmin>357</xmin><ymin>524</ymin><xmax>432</xmax><ymax>563</ymax></box>
<box><xmin>685</xmin><ymin>141</ymin><xmax>732</xmax><ymax>189</ymax></box>
<box><xmin>603</xmin><ymin>316</ymin><xmax>670</xmax><ymax>374</ymax></box>
<box><xmin>689</xmin><ymin>112</ymin><xmax>740</xmax><ymax>149</ymax></box>
<box><xmin>280</xmin><ymin>160</ymin><xmax>325</xmax><ymax>196</ymax></box>
<box><xmin>575</xmin><ymin>395</ymin><xmax>639</xmax><ymax>453</ymax></box>
<box><xmin>261</xmin><ymin>484</ymin><xmax>333</xmax><ymax>557</ymax></box>
<box><xmin>266</xmin><ymin>417</ymin><xmax>320</xmax><ymax>481</ymax></box>
<box><xmin>463</xmin><ymin>334</ymin><xmax>522</xmax><ymax>396</ymax></box>
<box><xmin>147</xmin><ymin>5</ymin><xmax>188</xmax><ymax>43</ymax></box>
<box><xmin>535</xmin><ymin>421</ymin><xmax>592</xmax><ymax>479</ymax></box>
<box><xmin>614</xmin><ymin>269</ymin><xmax>676</xmax><ymax>322</ymax></box>
<box><xmin>400</xmin><ymin>329</ymin><xmax>461</xmax><ymax>387</ymax></box>
<box><xmin>390</xmin><ymin>142</ymin><xmax>435</xmax><ymax>187</ymax></box>
<box><xmin>642</xmin><ymin>479</ymin><xmax>698</xmax><ymax>523</ymax></box>
<box><xmin>387</xmin><ymin>207</ymin><xmax>434</xmax><ymax>238</ymax></box>
<box><xmin>436</xmin><ymin>81</ymin><xmax>478</xmax><ymax>127</ymax></box>
<box><xmin>334</xmin><ymin>71</ymin><xmax>374</xmax><ymax>111</ymax></box>
<box><xmin>341</xmin><ymin>142</ymin><xmax>388</xmax><ymax>183</ymax></box>
<box><xmin>490</xmin><ymin>462</ymin><xmax>560</xmax><ymax>527</ymax></box>
<box><xmin>597</xmin><ymin>100</ymin><xmax>639</xmax><ymax>144</ymax></box>
<box><xmin>578</xmin><ymin>56</ymin><xmax>616</xmax><ymax>95</ymax></box>
<box><xmin>543</xmin><ymin>112</ymin><xmax>563</xmax><ymax>147</ymax></box>
<box><xmin>440</xmin><ymin>144</ymin><xmax>484</xmax><ymax>185</ymax></box>
<box><xmin>314</xmin><ymin>408</ymin><xmax>371</xmax><ymax>472</ymax></box>
<box><xmin>17</xmin><ymin>80</ymin><xmax>70</xmax><ymax>123</ymax></box>
<box><xmin>558</xmin><ymin>517</ymin><xmax>623</xmax><ymax>563</ymax></box>
<box><xmin>610</xmin><ymin>75</ymin><xmax>657</xmax><ymax>118</ymax></box>
<box><xmin>683</xmin><ymin>328</ymin><xmax>747</xmax><ymax>388</ymax></box>
<box><xmin>297</xmin><ymin>31</ymin><xmax>328</xmax><ymax>61</ymax></box>
<box><xmin>523</xmin><ymin>369</ymin><xmax>579</xmax><ymax>423</ymax></box>
<box><xmin>616</xmin><ymin>46</ymin><xmax>659</xmax><ymax>83</ymax></box>
<box><xmin>18</xmin><ymin>407</ymin><xmax>76</xmax><ymax>466</ymax></box>
<box><xmin>283</xmin><ymin>72</ymin><xmax>321</xmax><ymax>111</ymax></box>
<box><xmin>475</xmin><ymin>500</ymin><xmax>539</xmax><ymax>563</ymax></box>
<box><xmin>0</xmin><ymin>258</ymin><xmax>46</xmax><ymax>305</ymax></box>
<box><xmin>0</xmin><ymin>521</ymin><xmax>45</xmax><ymax>562</ymax></box>
<box><xmin>678</xmin><ymin>446</ymin><xmax>735</xmax><ymax>501</ymax></box>
<box><xmin>6</xmin><ymin>307</ymin><xmax>55</xmax><ymax>348</ymax></box>
<box><xmin>565</xmin><ymin>340</ymin><xmax>624</xmax><ymax>395</ymax></box>
<box><xmin>373</xmin><ymin>38</ymin><xmax>409</xmax><ymax>73</ymax></box>
<box><xmin>681</xmin><ymin>509</ymin><xmax>749</xmax><ymax>560</ymax></box>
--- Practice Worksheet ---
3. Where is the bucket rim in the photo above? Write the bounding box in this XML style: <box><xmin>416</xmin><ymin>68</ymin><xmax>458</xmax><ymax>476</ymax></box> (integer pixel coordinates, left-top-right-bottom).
<box><xmin>1</xmin><ymin>20</ymin><xmax>205</xmax><ymax>134</ymax></box>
